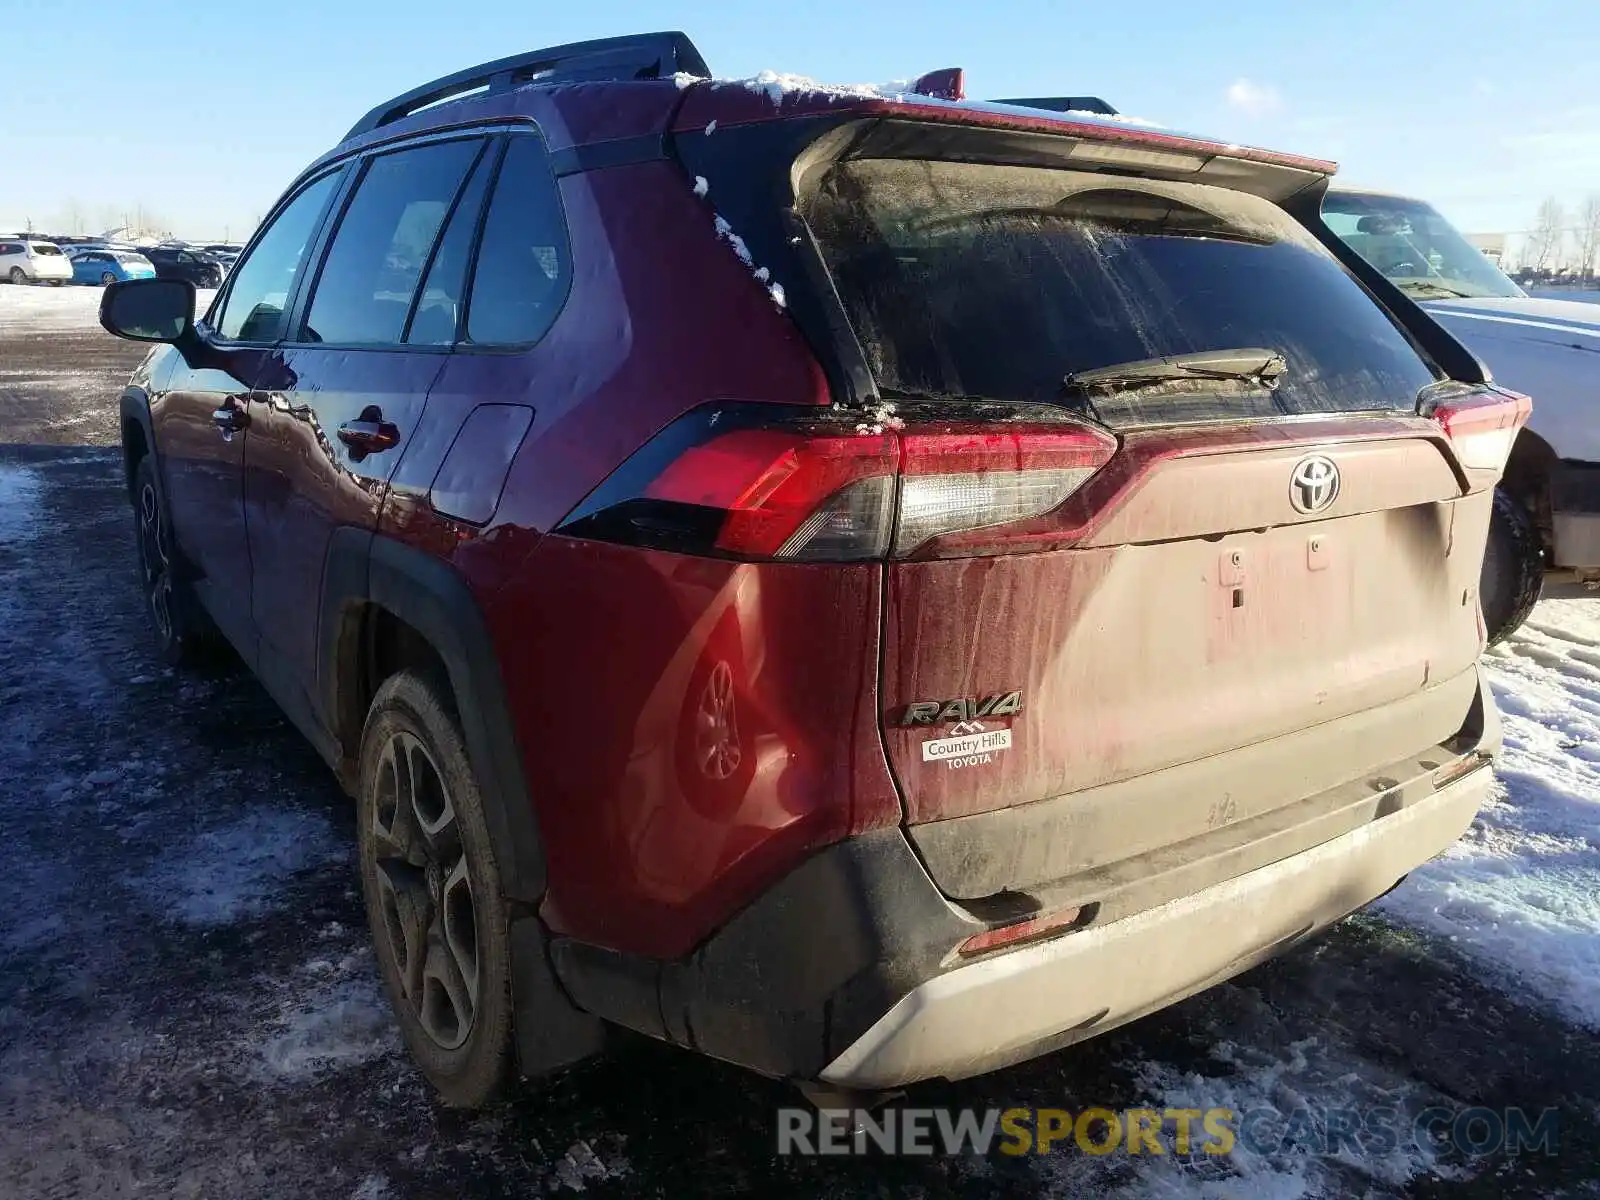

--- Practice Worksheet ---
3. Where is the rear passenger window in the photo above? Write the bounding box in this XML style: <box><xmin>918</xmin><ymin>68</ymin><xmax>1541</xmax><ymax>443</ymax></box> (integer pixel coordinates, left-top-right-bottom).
<box><xmin>303</xmin><ymin>139</ymin><xmax>483</xmax><ymax>346</ymax></box>
<box><xmin>464</xmin><ymin>136</ymin><xmax>570</xmax><ymax>346</ymax></box>
<box><xmin>405</xmin><ymin>147</ymin><xmax>497</xmax><ymax>346</ymax></box>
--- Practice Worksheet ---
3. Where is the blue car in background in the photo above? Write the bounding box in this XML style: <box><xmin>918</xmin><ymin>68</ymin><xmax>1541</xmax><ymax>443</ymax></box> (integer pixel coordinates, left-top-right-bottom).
<box><xmin>67</xmin><ymin>248</ymin><xmax>157</xmax><ymax>286</ymax></box>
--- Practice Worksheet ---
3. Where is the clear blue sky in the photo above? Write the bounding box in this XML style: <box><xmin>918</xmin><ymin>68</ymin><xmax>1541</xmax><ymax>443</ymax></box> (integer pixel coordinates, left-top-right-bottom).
<box><xmin>2</xmin><ymin>0</ymin><xmax>1595</xmax><ymax>240</ymax></box>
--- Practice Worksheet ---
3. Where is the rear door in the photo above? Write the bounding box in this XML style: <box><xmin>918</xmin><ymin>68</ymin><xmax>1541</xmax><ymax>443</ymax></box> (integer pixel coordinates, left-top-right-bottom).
<box><xmin>802</xmin><ymin>158</ymin><xmax>1493</xmax><ymax>837</ymax></box>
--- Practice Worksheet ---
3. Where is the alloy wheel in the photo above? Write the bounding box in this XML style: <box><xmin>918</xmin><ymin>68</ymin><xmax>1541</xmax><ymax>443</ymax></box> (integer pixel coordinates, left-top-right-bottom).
<box><xmin>370</xmin><ymin>730</ymin><xmax>481</xmax><ymax>1050</ymax></box>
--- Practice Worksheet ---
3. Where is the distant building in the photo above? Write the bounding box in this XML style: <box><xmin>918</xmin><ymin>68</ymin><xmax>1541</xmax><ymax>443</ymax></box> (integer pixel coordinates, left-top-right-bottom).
<box><xmin>1466</xmin><ymin>232</ymin><xmax>1508</xmax><ymax>266</ymax></box>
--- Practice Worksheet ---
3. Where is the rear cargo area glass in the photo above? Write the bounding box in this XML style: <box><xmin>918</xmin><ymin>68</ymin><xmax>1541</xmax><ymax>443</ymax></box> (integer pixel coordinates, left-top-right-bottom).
<box><xmin>802</xmin><ymin>160</ymin><xmax>1439</xmax><ymax>425</ymax></box>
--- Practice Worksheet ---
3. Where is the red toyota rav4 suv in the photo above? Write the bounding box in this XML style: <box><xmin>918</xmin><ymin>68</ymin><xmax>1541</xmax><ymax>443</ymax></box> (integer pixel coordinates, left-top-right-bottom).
<box><xmin>102</xmin><ymin>32</ymin><xmax>1525</xmax><ymax>1107</ymax></box>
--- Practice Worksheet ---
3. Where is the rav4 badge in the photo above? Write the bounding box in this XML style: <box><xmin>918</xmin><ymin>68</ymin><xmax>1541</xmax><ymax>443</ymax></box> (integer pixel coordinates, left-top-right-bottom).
<box><xmin>899</xmin><ymin>691</ymin><xmax>1022</xmax><ymax>726</ymax></box>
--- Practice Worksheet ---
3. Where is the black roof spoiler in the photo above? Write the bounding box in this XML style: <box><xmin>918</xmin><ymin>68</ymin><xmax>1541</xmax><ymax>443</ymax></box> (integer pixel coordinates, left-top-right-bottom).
<box><xmin>344</xmin><ymin>31</ymin><xmax>711</xmax><ymax>140</ymax></box>
<box><xmin>989</xmin><ymin>95</ymin><xmax>1119</xmax><ymax>116</ymax></box>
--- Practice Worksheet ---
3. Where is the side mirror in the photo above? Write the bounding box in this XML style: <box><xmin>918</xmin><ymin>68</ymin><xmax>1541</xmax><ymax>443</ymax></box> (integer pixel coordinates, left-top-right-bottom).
<box><xmin>99</xmin><ymin>278</ymin><xmax>196</xmax><ymax>344</ymax></box>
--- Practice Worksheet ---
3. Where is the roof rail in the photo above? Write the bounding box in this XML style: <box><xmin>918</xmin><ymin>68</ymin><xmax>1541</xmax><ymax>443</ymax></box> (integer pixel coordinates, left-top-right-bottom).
<box><xmin>990</xmin><ymin>96</ymin><xmax>1119</xmax><ymax>116</ymax></box>
<box><xmin>344</xmin><ymin>31</ymin><xmax>711</xmax><ymax>140</ymax></box>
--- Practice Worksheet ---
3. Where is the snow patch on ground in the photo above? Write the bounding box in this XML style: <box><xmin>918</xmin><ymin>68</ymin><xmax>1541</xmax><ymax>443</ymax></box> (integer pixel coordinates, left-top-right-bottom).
<box><xmin>1034</xmin><ymin>996</ymin><xmax>1463</xmax><ymax>1198</ymax></box>
<box><xmin>133</xmin><ymin>806</ymin><xmax>347</xmax><ymax>926</ymax></box>
<box><xmin>255</xmin><ymin>954</ymin><xmax>398</xmax><ymax>1082</ymax></box>
<box><xmin>550</xmin><ymin>1138</ymin><xmax>631</xmax><ymax>1192</ymax></box>
<box><xmin>0</xmin><ymin>464</ymin><xmax>42</xmax><ymax>544</ymax></box>
<box><xmin>1379</xmin><ymin>598</ymin><xmax>1600</xmax><ymax>1029</ymax></box>
<box><xmin>350</xmin><ymin>1175</ymin><xmax>394</xmax><ymax>1200</ymax></box>
<box><xmin>0</xmin><ymin>284</ymin><xmax>218</xmax><ymax>333</ymax></box>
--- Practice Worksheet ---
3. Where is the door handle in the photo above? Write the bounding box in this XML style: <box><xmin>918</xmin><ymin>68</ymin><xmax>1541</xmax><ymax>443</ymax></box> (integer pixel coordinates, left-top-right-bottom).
<box><xmin>337</xmin><ymin>415</ymin><xmax>401</xmax><ymax>457</ymax></box>
<box><xmin>211</xmin><ymin>400</ymin><xmax>249</xmax><ymax>439</ymax></box>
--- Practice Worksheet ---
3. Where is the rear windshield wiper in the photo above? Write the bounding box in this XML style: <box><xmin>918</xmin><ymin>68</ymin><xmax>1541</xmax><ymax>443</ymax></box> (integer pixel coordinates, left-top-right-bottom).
<box><xmin>1065</xmin><ymin>348</ymin><xmax>1288</xmax><ymax>393</ymax></box>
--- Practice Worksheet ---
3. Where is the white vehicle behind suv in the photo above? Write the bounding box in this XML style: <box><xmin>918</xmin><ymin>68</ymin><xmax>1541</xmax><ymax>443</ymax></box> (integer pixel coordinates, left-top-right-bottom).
<box><xmin>0</xmin><ymin>237</ymin><xmax>73</xmax><ymax>285</ymax></box>
<box><xmin>1325</xmin><ymin>187</ymin><xmax>1599</xmax><ymax>642</ymax></box>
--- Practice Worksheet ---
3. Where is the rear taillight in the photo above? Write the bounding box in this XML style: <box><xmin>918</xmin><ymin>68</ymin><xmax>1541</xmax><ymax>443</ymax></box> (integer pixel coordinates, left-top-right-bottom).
<box><xmin>1428</xmin><ymin>387</ymin><xmax>1532</xmax><ymax>472</ymax></box>
<box><xmin>557</xmin><ymin>404</ymin><xmax>1117</xmax><ymax>562</ymax></box>
<box><xmin>896</xmin><ymin>427</ymin><xmax>1113</xmax><ymax>555</ymax></box>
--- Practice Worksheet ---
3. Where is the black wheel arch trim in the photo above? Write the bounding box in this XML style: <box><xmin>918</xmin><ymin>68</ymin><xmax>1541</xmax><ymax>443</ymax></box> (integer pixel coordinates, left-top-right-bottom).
<box><xmin>118</xmin><ymin>386</ymin><xmax>158</xmax><ymax>502</ymax></box>
<box><xmin>320</xmin><ymin>527</ymin><xmax>547</xmax><ymax>903</ymax></box>
<box><xmin>322</xmin><ymin>529</ymin><xmax>604</xmax><ymax>1077</ymax></box>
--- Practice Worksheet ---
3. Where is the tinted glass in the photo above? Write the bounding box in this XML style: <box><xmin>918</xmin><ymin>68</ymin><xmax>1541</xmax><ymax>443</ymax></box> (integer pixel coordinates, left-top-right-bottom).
<box><xmin>804</xmin><ymin>160</ymin><xmax>1440</xmax><ymax>426</ymax></box>
<box><xmin>406</xmin><ymin>146</ymin><xmax>496</xmax><ymax>345</ymax></box>
<box><xmin>32</xmin><ymin>244</ymin><xmax>62</xmax><ymax>256</ymax></box>
<box><xmin>304</xmin><ymin>139</ymin><xmax>481</xmax><ymax>346</ymax></box>
<box><xmin>465</xmin><ymin>136</ymin><xmax>570</xmax><ymax>346</ymax></box>
<box><xmin>1322</xmin><ymin>191</ymin><xmax>1524</xmax><ymax>301</ymax></box>
<box><xmin>215</xmin><ymin>171</ymin><xmax>339</xmax><ymax>341</ymax></box>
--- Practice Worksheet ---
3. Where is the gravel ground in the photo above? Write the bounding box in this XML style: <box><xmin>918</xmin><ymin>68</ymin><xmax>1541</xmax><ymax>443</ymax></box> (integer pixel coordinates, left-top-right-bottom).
<box><xmin>1</xmin><ymin>293</ymin><xmax>1598</xmax><ymax>1199</ymax></box>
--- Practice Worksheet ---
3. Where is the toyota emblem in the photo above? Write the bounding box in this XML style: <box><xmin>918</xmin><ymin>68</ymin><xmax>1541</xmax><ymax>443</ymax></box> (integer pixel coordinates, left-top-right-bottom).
<box><xmin>1290</xmin><ymin>455</ymin><xmax>1340</xmax><ymax>514</ymax></box>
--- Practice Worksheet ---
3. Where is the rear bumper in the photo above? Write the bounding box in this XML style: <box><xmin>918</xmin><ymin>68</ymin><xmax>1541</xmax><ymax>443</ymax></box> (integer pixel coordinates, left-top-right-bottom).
<box><xmin>821</xmin><ymin>757</ymin><xmax>1491</xmax><ymax>1088</ymax></box>
<box><xmin>547</xmin><ymin>671</ymin><xmax>1499</xmax><ymax>1086</ymax></box>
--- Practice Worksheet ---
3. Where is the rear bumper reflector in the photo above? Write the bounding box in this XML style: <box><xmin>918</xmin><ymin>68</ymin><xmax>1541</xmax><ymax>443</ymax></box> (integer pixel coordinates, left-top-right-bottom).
<box><xmin>957</xmin><ymin>905</ymin><xmax>1087</xmax><ymax>957</ymax></box>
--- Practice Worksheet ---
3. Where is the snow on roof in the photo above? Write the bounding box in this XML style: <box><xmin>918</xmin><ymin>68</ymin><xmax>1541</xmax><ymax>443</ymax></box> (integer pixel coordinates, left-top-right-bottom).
<box><xmin>710</xmin><ymin>71</ymin><xmax>1166</xmax><ymax>130</ymax></box>
<box><xmin>724</xmin><ymin>70</ymin><xmax>908</xmax><ymax>104</ymax></box>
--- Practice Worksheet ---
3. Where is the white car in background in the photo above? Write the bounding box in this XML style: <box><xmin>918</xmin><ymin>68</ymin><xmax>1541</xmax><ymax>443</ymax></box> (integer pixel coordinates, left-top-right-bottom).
<box><xmin>0</xmin><ymin>238</ymin><xmax>74</xmax><ymax>285</ymax></box>
<box><xmin>1325</xmin><ymin>187</ymin><xmax>1600</xmax><ymax>642</ymax></box>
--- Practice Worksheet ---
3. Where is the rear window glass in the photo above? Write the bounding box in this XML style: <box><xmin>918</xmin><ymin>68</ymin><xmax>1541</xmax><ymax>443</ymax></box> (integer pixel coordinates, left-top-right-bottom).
<box><xmin>31</xmin><ymin>243</ymin><xmax>62</xmax><ymax>256</ymax></box>
<box><xmin>803</xmin><ymin>160</ymin><xmax>1439</xmax><ymax>425</ymax></box>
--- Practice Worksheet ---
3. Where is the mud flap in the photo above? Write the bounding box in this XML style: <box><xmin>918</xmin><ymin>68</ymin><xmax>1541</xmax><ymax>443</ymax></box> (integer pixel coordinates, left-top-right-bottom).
<box><xmin>510</xmin><ymin>915</ymin><xmax>608</xmax><ymax>1077</ymax></box>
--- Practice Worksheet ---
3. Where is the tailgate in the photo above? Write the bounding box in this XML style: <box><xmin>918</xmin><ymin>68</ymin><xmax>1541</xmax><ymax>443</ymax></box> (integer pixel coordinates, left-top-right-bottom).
<box><xmin>883</xmin><ymin>423</ymin><xmax>1489</xmax><ymax>827</ymax></box>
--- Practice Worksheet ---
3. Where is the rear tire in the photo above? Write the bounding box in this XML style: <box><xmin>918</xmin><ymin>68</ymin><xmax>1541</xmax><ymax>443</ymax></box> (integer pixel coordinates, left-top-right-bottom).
<box><xmin>357</xmin><ymin>671</ymin><xmax>517</xmax><ymax>1109</ymax></box>
<box><xmin>1481</xmin><ymin>487</ymin><xmax>1543</xmax><ymax>646</ymax></box>
<box><xmin>8</xmin><ymin>267</ymin><xmax>26</xmax><ymax>285</ymax></box>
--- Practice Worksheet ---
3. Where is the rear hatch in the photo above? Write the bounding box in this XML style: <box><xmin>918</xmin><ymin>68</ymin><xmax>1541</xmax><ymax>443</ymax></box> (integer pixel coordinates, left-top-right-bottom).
<box><xmin>670</xmin><ymin>96</ymin><xmax>1524</xmax><ymax>899</ymax></box>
